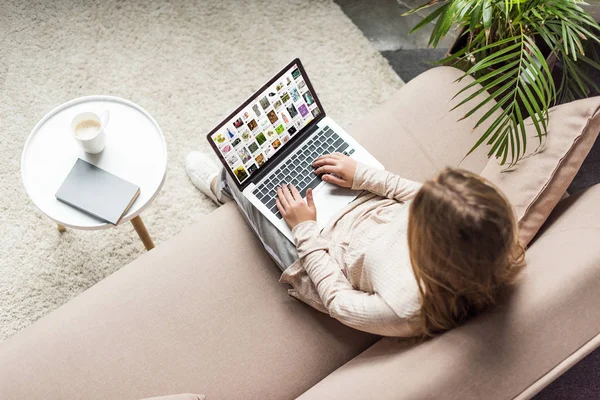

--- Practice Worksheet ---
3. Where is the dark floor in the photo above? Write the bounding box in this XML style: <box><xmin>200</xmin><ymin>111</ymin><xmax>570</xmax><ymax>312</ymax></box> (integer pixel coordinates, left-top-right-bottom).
<box><xmin>334</xmin><ymin>0</ymin><xmax>600</xmax><ymax>398</ymax></box>
<box><xmin>335</xmin><ymin>0</ymin><xmax>454</xmax><ymax>81</ymax></box>
<box><xmin>534</xmin><ymin>348</ymin><xmax>600</xmax><ymax>399</ymax></box>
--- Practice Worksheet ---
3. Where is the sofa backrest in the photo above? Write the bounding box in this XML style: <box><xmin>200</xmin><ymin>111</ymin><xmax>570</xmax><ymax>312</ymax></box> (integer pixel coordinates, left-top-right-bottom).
<box><xmin>348</xmin><ymin>66</ymin><xmax>497</xmax><ymax>181</ymax></box>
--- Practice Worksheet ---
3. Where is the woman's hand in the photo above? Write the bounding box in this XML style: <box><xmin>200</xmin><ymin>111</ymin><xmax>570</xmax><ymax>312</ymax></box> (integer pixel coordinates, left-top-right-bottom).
<box><xmin>276</xmin><ymin>184</ymin><xmax>317</xmax><ymax>229</ymax></box>
<box><xmin>312</xmin><ymin>152</ymin><xmax>357</xmax><ymax>188</ymax></box>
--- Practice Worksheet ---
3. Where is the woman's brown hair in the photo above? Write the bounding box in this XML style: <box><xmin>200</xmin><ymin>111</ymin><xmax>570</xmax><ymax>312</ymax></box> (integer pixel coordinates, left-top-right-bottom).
<box><xmin>407</xmin><ymin>168</ymin><xmax>525</xmax><ymax>337</ymax></box>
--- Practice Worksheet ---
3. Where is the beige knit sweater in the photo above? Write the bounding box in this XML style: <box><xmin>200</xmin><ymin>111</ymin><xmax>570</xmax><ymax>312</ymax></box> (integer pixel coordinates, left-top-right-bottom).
<box><xmin>280</xmin><ymin>162</ymin><xmax>423</xmax><ymax>337</ymax></box>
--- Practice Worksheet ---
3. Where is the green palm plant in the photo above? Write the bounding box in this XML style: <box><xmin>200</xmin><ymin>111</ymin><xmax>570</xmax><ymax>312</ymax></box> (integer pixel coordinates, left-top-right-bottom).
<box><xmin>405</xmin><ymin>0</ymin><xmax>600</xmax><ymax>167</ymax></box>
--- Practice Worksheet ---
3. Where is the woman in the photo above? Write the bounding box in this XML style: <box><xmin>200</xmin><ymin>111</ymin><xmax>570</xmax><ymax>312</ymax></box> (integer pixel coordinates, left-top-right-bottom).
<box><xmin>186</xmin><ymin>151</ymin><xmax>525</xmax><ymax>337</ymax></box>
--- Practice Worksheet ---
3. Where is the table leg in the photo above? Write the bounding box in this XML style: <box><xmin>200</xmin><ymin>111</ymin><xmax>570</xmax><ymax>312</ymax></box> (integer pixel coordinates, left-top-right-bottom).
<box><xmin>131</xmin><ymin>215</ymin><xmax>155</xmax><ymax>250</ymax></box>
<box><xmin>57</xmin><ymin>224</ymin><xmax>66</xmax><ymax>232</ymax></box>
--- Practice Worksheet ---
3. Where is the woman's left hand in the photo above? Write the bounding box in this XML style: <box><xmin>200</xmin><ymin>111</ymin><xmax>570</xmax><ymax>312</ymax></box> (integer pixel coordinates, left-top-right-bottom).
<box><xmin>276</xmin><ymin>184</ymin><xmax>317</xmax><ymax>229</ymax></box>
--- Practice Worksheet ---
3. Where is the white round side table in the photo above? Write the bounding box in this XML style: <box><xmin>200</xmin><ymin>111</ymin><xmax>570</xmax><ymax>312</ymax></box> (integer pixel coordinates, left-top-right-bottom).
<box><xmin>21</xmin><ymin>95</ymin><xmax>167</xmax><ymax>250</ymax></box>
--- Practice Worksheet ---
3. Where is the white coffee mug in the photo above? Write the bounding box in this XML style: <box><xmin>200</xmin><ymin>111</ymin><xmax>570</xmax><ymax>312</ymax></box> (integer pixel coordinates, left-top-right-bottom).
<box><xmin>71</xmin><ymin>111</ymin><xmax>110</xmax><ymax>154</ymax></box>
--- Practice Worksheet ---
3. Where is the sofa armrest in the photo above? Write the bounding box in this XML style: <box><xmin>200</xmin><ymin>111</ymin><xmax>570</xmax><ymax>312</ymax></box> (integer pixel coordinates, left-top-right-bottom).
<box><xmin>299</xmin><ymin>184</ymin><xmax>600</xmax><ymax>400</ymax></box>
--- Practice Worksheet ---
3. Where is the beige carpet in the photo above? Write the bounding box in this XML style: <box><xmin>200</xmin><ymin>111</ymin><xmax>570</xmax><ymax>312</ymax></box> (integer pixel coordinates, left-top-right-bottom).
<box><xmin>0</xmin><ymin>0</ymin><xmax>403</xmax><ymax>341</ymax></box>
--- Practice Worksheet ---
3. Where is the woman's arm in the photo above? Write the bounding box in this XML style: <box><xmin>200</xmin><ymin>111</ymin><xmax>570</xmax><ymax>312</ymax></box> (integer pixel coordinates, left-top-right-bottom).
<box><xmin>313</xmin><ymin>154</ymin><xmax>421</xmax><ymax>202</ymax></box>
<box><xmin>293</xmin><ymin>221</ymin><xmax>416</xmax><ymax>337</ymax></box>
<box><xmin>351</xmin><ymin>162</ymin><xmax>422</xmax><ymax>202</ymax></box>
<box><xmin>275</xmin><ymin>183</ymin><xmax>417</xmax><ymax>337</ymax></box>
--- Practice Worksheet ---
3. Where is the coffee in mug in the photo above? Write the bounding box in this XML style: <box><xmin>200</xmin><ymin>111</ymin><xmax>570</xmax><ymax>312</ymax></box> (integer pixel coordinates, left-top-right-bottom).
<box><xmin>74</xmin><ymin>119</ymin><xmax>102</xmax><ymax>139</ymax></box>
<box><xmin>71</xmin><ymin>111</ymin><xmax>110</xmax><ymax>154</ymax></box>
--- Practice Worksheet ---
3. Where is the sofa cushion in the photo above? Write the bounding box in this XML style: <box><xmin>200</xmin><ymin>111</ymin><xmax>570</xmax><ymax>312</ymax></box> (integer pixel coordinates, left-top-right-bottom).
<box><xmin>299</xmin><ymin>184</ymin><xmax>600</xmax><ymax>400</ymax></box>
<box><xmin>0</xmin><ymin>203</ymin><xmax>377</xmax><ymax>400</ymax></box>
<box><xmin>481</xmin><ymin>97</ymin><xmax>600</xmax><ymax>246</ymax></box>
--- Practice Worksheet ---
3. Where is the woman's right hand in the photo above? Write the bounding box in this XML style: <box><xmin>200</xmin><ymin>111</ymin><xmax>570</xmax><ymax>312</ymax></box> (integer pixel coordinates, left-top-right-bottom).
<box><xmin>312</xmin><ymin>152</ymin><xmax>357</xmax><ymax>188</ymax></box>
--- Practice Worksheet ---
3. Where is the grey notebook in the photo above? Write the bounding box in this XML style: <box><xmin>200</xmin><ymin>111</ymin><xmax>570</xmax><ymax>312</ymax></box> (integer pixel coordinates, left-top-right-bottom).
<box><xmin>56</xmin><ymin>159</ymin><xmax>141</xmax><ymax>225</ymax></box>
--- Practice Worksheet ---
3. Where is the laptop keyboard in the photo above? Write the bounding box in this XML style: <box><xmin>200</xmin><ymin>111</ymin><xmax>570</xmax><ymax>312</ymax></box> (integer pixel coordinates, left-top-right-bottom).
<box><xmin>252</xmin><ymin>126</ymin><xmax>354</xmax><ymax>219</ymax></box>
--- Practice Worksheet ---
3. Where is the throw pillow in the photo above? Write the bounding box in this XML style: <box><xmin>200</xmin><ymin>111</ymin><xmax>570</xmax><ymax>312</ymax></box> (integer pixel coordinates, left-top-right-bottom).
<box><xmin>481</xmin><ymin>96</ymin><xmax>600</xmax><ymax>246</ymax></box>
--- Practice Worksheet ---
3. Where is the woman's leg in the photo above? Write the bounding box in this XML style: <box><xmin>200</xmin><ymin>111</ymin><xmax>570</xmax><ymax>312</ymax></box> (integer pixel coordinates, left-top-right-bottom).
<box><xmin>214</xmin><ymin>168</ymin><xmax>299</xmax><ymax>271</ymax></box>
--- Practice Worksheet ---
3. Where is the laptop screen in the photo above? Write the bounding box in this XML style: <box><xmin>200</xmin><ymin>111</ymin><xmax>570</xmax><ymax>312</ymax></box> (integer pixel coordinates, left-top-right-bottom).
<box><xmin>209</xmin><ymin>61</ymin><xmax>322</xmax><ymax>186</ymax></box>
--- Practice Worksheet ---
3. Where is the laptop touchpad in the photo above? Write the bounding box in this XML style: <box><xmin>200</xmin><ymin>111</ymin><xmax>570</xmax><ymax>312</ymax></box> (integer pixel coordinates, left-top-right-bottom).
<box><xmin>313</xmin><ymin>182</ymin><xmax>358</xmax><ymax>228</ymax></box>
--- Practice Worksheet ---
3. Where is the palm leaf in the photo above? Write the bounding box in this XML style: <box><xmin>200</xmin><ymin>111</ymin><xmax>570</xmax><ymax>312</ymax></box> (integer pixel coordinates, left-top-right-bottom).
<box><xmin>407</xmin><ymin>3</ymin><xmax>449</xmax><ymax>35</ymax></box>
<box><xmin>401</xmin><ymin>0</ymin><xmax>444</xmax><ymax>17</ymax></box>
<box><xmin>483</xmin><ymin>0</ymin><xmax>493</xmax><ymax>43</ymax></box>
<box><xmin>453</xmin><ymin>59</ymin><xmax>520</xmax><ymax>100</ymax></box>
<box><xmin>457</xmin><ymin>33</ymin><xmax>554</xmax><ymax>165</ymax></box>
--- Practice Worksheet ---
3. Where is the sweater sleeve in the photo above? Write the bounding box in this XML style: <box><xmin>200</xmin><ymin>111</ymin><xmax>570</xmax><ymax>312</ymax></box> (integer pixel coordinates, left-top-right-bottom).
<box><xmin>351</xmin><ymin>162</ymin><xmax>422</xmax><ymax>202</ymax></box>
<box><xmin>292</xmin><ymin>221</ymin><xmax>415</xmax><ymax>337</ymax></box>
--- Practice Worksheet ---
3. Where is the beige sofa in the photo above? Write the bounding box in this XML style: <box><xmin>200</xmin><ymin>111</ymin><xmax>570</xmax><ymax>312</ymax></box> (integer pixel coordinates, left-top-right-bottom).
<box><xmin>1</xmin><ymin>67</ymin><xmax>600</xmax><ymax>399</ymax></box>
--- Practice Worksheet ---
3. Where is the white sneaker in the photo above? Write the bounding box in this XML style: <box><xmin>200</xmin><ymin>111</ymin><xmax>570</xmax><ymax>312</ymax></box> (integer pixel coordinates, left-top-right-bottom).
<box><xmin>185</xmin><ymin>151</ymin><xmax>221</xmax><ymax>204</ymax></box>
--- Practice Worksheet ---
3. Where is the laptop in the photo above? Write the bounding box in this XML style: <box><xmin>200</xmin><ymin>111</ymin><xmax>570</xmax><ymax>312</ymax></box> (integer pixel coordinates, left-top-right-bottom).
<box><xmin>207</xmin><ymin>58</ymin><xmax>383</xmax><ymax>241</ymax></box>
